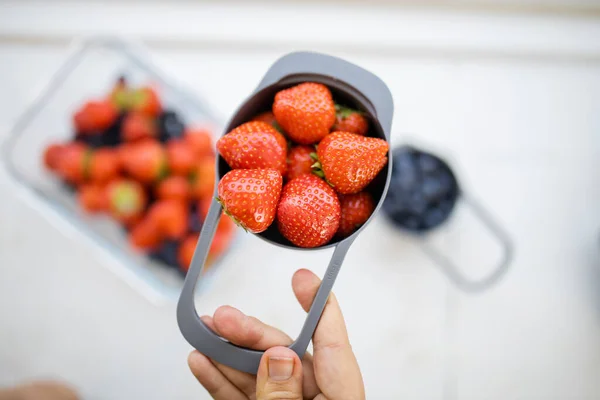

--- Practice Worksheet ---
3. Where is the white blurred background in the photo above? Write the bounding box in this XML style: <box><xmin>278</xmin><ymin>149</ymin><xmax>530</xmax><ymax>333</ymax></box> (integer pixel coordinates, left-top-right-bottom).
<box><xmin>1</xmin><ymin>1</ymin><xmax>600</xmax><ymax>399</ymax></box>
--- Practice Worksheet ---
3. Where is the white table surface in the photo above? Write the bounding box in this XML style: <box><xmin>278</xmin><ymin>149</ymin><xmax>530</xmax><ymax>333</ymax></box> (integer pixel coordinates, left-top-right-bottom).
<box><xmin>1</xmin><ymin>2</ymin><xmax>600</xmax><ymax>399</ymax></box>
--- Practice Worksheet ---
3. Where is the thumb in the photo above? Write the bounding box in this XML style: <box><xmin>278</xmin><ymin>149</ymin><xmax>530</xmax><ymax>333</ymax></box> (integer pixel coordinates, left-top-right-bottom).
<box><xmin>256</xmin><ymin>346</ymin><xmax>303</xmax><ymax>400</ymax></box>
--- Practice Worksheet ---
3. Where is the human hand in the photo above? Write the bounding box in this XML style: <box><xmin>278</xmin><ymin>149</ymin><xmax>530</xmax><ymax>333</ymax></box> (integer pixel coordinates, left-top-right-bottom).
<box><xmin>188</xmin><ymin>268</ymin><xmax>365</xmax><ymax>400</ymax></box>
<box><xmin>0</xmin><ymin>380</ymin><xmax>79</xmax><ymax>400</ymax></box>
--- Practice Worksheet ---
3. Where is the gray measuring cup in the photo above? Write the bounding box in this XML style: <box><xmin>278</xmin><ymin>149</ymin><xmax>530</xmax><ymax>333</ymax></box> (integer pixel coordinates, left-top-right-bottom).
<box><xmin>177</xmin><ymin>52</ymin><xmax>394</xmax><ymax>374</ymax></box>
<box><xmin>383</xmin><ymin>145</ymin><xmax>514</xmax><ymax>293</ymax></box>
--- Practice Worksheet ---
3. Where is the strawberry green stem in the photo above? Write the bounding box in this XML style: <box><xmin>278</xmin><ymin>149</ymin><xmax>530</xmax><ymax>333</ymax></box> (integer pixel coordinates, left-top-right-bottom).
<box><xmin>310</xmin><ymin>158</ymin><xmax>335</xmax><ymax>187</ymax></box>
<box><xmin>310</xmin><ymin>159</ymin><xmax>328</xmax><ymax>180</ymax></box>
<box><xmin>335</xmin><ymin>103</ymin><xmax>363</xmax><ymax>119</ymax></box>
<box><xmin>272</xmin><ymin>121</ymin><xmax>284</xmax><ymax>134</ymax></box>
<box><xmin>82</xmin><ymin>149</ymin><xmax>93</xmax><ymax>181</ymax></box>
<box><xmin>157</xmin><ymin>156</ymin><xmax>169</xmax><ymax>182</ymax></box>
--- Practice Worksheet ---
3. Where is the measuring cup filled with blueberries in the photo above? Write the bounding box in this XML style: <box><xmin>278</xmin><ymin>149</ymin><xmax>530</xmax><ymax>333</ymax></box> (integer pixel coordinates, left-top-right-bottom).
<box><xmin>382</xmin><ymin>144</ymin><xmax>514</xmax><ymax>293</ymax></box>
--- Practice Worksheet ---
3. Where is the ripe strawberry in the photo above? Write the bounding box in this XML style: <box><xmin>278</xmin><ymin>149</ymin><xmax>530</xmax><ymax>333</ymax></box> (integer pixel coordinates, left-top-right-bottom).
<box><xmin>286</xmin><ymin>145</ymin><xmax>315</xmax><ymax>181</ymax></box>
<box><xmin>277</xmin><ymin>174</ymin><xmax>341</xmax><ymax>248</ymax></box>
<box><xmin>78</xmin><ymin>183</ymin><xmax>108</xmax><ymax>213</ymax></box>
<box><xmin>252</xmin><ymin>111</ymin><xmax>284</xmax><ymax>132</ymax></box>
<box><xmin>56</xmin><ymin>143</ymin><xmax>91</xmax><ymax>184</ymax></box>
<box><xmin>272</xmin><ymin>82</ymin><xmax>335</xmax><ymax>144</ymax></box>
<box><xmin>166</xmin><ymin>139</ymin><xmax>196</xmax><ymax>176</ymax></box>
<box><xmin>89</xmin><ymin>148</ymin><xmax>121</xmax><ymax>183</ymax></box>
<box><xmin>178</xmin><ymin>220</ymin><xmax>236</xmax><ymax>272</ymax></box>
<box><xmin>184</xmin><ymin>127</ymin><xmax>214</xmax><ymax>158</ymax></box>
<box><xmin>106</xmin><ymin>179</ymin><xmax>147</xmax><ymax>225</ymax></box>
<box><xmin>120</xmin><ymin>139</ymin><xmax>167</xmax><ymax>184</ymax></box>
<box><xmin>73</xmin><ymin>100</ymin><xmax>118</xmax><ymax>134</ymax></box>
<box><xmin>316</xmin><ymin>131</ymin><xmax>388</xmax><ymax>194</ymax></box>
<box><xmin>197</xmin><ymin>197</ymin><xmax>212</xmax><ymax>221</ymax></box>
<box><xmin>252</xmin><ymin>111</ymin><xmax>277</xmax><ymax>126</ymax></box>
<box><xmin>155</xmin><ymin>175</ymin><xmax>190</xmax><ymax>202</ymax></box>
<box><xmin>337</xmin><ymin>192</ymin><xmax>375</xmax><ymax>238</ymax></box>
<box><xmin>217</xmin><ymin>121</ymin><xmax>287</xmax><ymax>174</ymax></box>
<box><xmin>129</xmin><ymin>216</ymin><xmax>162</xmax><ymax>251</ymax></box>
<box><xmin>178</xmin><ymin>234</ymin><xmax>197</xmax><ymax>272</ymax></box>
<box><xmin>43</xmin><ymin>143</ymin><xmax>65</xmax><ymax>171</ymax></box>
<box><xmin>189</xmin><ymin>157</ymin><xmax>216</xmax><ymax>200</ymax></box>
<box><xmin>332</xmin><ymin>105</ymin><xmax>368</xmax><ymax>136</ymax></box>
<box><xmin>208</xmin><ymin>224</ymin><xmax>235</xmax><ymax>265</ymax></box>
<box><xmin>122</xmin><ymin>111</ymin><xmax>157</xmax><ymax>142</ymax></box>
<box><xmin>131</xmin><ymin>86</ymin><xmax>161</xmax><ymax>117</ymax></box>
<box><xmin>148</xmin><ymin>199</ymin><xmax>189</xmax><ymax>240</ymax></box>
<box><xmin>217</xmin><ymin>169</ymin><xmax>282</xmax><ymax>233</ymax></box>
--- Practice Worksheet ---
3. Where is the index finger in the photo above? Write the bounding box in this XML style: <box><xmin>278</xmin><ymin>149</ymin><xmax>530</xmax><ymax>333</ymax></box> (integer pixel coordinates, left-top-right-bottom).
<box><xmin>291</xmin><ymin>268</ymin><xmax>365</xmax><ymax>398</ymax></box>
<box><xmin>291</xmin><ymin>269</ymin><xmax>350</xmax><ymax>351</ymax></box>
<box><xmin>213</xmin><ymin>305</ymin><xmax>293</xmax><ymax>349</ymax></box>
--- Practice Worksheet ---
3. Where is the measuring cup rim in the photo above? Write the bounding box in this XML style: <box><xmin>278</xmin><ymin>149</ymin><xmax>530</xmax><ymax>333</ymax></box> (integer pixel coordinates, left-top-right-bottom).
<box><xmin>215</xmin><ymin>75</ymin><xmax>393</xmax><ymax>250</ymax></box>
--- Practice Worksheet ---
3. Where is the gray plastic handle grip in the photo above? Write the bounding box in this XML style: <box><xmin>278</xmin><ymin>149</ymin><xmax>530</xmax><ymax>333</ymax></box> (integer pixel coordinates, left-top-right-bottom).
<box><xmin>177</xmin><ymin>51</ymin><xmax>392</xmax><ymax>374</ymax></box>
<box><xmin>419</xmin><ymin>194</ymin><xmax>514</xmax><ymax>293</ymax></box>
<box><xmin>177</xmin><ymin>197</ymin><xmax>354</xmax><ymax>373</ymax></box>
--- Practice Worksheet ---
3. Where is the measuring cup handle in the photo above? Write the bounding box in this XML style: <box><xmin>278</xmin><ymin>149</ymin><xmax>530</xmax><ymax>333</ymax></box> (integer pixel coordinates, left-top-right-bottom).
<box><xmin>419</xmin><ymin>194</ymin><xmax>514</xmax><ymax>293</ymax></box>
<box><xmin>255</xmin><ymin>51</ymin><xmax>394</xmax><ymax>138</ymax></box>
<box><xmin>177</xmin><ymin>196</ymin><xmax>355</xmax><ymax>374</ymax></box>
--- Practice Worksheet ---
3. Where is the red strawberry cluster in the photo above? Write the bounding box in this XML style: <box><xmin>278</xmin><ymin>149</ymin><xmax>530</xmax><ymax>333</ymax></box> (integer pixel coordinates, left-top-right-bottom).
<box><xmin>216</xmin><ymin>82</ymin><xmax>388</xmax><ymax>248</ymax></box>
<box><xmin>42</xmin><ymin>77</ymin><xmax>234</xmax><ymax>274</ymax></box>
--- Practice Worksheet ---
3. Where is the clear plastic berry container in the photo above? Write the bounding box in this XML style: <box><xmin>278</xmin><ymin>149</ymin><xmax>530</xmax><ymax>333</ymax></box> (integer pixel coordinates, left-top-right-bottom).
<box><xmin>0</xmin><ymin>36</ymin><xmax>234</xmax><ymax>304</ymax></box>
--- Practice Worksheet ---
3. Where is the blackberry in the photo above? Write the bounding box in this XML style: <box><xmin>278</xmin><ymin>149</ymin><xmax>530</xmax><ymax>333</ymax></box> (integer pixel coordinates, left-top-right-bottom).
<box><xmin>158</xmin><ymin>110</ymin><xmax>185</xmax><ymax>143</ymax></box>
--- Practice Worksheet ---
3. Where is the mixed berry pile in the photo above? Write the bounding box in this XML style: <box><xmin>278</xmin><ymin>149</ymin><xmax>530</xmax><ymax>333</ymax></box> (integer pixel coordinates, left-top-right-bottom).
<box><xmin>215</xmin><ymin>82</ymin><xmax>389</xmax><ymax>248</ymax></box>
<box><xmin>42</xmin><ymin>77</ymin><xmax>234</xmax><ymax>275</ymax></box>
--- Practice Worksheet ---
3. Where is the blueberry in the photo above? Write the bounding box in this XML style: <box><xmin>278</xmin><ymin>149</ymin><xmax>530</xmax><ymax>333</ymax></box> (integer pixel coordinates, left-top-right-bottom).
<box><xmin>417</xmin><ymin>153</ymin><xmax>440</xmax><ymax>174</ymax></box>
<box><xmin>390</xmin><ymin>163</ymin><xmax>419</xmax><ymax>197</ymax></box>
<box><xmin>383</xmin><ymin>189</ymin><xmax>399</xmax><ymax>210</ymax></box>
<box><xmin>75</xmin><ymin>133</ymin><xmax>105</xmax><ymax>149</ymax></box>
<box><xmin>189</xmin><ymin>211</ymin><xmax>203</xmax><ymax>233</ymax></box>
<box><xmin>385</xmin><ymin>207</ymin><xmax>425</xmax><ymax>232</ymax></box>
<box><xmin>422</xmin><ymin>176</ymin><xmax>446</xmax><ymax>203</ymax></box>
<box><xmin>408</xmin><ymin>190</ymin><xmax>428</xmax><ymax>215</ymax></box>
<box><xmin>149</xmin><ymin>240</ymin><xmax>180</xmax><ymax>268</ymax></box>
<box><xmin>102</xmin><ymin>112</ymin><xmax>125</xmax><ymax>147</ymax></box>
<box><xmin>60</xmin><ymin>180</ymin><xmax>76</xmax><ymax>193</ymax></box>
<box><xmin>387</xmin><ymin>210</ymin><xmax>411</xmax><ymax>226</ymax></box>
<box><xmin>423</xmin><ymin>207</ymin><xmax>447</xmax><ymax>229</ymax></box>
<box><xmin>402</xmin><ymin>215</ymin><xmax>422</xmax><ymax>231</ymax></box>
<box><xmin>158</xmin><ymin>110</ymin><xmax>185</xmax><ymax>143</ymax></box>
<box><xmin>385</xmin><ymin>145</ymin><xmax>461</xmax><ymax>232</ymax></box>
<box><xmin>383</xmin><ymin>193</ymin><xmax>399</xmax><ymax>216</ymax></box>
<box><xmin>383</xmin><ymin>194</ymin><xmax>407</xmax><ymax>216</ymax></box>
<box><xmin>437</xmin><ymin>170</ymin><xmax>456</xmax><ymax>194</ymax></box>
<box><xmin>393</xmin><ymin>151</ymin><xmax>417</xmax><ymax>173</ymax></box>
<box><xmin>392</xmin><ymin>153</ymin><xmax>419</xmax><ymax>191</ymax></box>
<box><xmin>384</xmin><ymin>147</ymin><xmax>423</xmax><ymax>229</ymax></box>
<box><xmin>438</xmin><ymin>198</ymin><xmax>456</xmax><ymax>215</ymax></box>
<box><xmin>384</xmin><ymin>182</ymin><xmax>417</xmax><ymax>215</ymax></box>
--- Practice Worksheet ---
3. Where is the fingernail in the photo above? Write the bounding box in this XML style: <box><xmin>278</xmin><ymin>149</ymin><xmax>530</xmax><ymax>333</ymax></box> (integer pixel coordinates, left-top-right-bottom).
<box><xmin>268</xmin><ymin>357</ymin><xmax>294</xmax><ymax>381</ymax></box>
